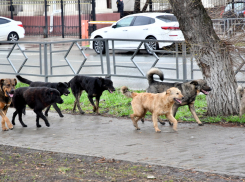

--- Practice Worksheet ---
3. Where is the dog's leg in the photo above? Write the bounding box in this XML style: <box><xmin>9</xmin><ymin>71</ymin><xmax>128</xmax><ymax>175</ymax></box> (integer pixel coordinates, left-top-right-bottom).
<box><xmin>166</xmin><ymin>113</ymin><xmax>178</xmax><ymax>132</ymax></box>
<box><xmin>130</xmin><ymin>114</ymin><xmax>141</xmax><ymax>130</ymax></box>
<box><xmin>88</xmin><ymin>95</ymin><xmax>96</xmax><ymax>113</ymax></box>
<box><xmin>36</xmin><ymin>114</ymin><xmax>41</xmax><ymax>128</ymax></box>
<box><xmin>95</xmin><ymin>95</ymin><xmax>101</xmax><ymax>114</ymax></box>
<box><xmin>74</xmin><ymin>92</ymin><xmax>84</xmax><ymax>114</ymax></box>
<box><xmin>51</xmin><ymin>103</ymin><xmax>64</xmax><ymax>117</ymax></box>
<box><xmin>0</xmin><ymin>109</ymin><xmax>12</xmax><ymax>131</ymax></box>
<box><xmin>3</xmin><ymin>108</ymin><xmax>13</xmax><ymax>130</ymax></box>
<box><xmin>34</xmin><ymin>110</ymin><xmax>50</xmax><ymax>127</ymax></box>
<box><xmin>44</xmin><ymin>105</ymin><xmax>51</xmax><ymax>116</ymax></box>
<box><xmin>12</xmin><ymin>110</ymin><xmax>18</xmax><ymax>125</ymax></box>
<box><xmin>152</xmin><ymin>113</ymin><xmax>161</xmax><ymax>133</ymax></box>
<box><xmin>73</xmin><ymin>100</ymin><xmax>77</xmax><ymax>112</ymax></box>
<box><xmin>168</xmin><ymin>104</ymin><xmax>179</xmax><ymax>126</ymax></box>
<box><xmin>188</xmin><ymin>103</ymin><xmax>203</xmax><ymax>126</ymax></box>
<box><xmin>17</xmin><ymin>109</ymin><xmax>27</xmax><ymax>127</ymax></box>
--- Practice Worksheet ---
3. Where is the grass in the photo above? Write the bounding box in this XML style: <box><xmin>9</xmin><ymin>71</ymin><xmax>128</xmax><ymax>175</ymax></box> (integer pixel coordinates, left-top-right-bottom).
<box><xmin>15</xmin><ymin>83</ymin><xmax>245</xmax><ymax>124</ymax></box>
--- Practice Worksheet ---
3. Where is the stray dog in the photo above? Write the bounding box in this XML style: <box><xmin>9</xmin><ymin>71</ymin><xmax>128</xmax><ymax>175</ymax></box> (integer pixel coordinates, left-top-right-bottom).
<box><xmin>68</xmin><ymin>75</ymin><xmax>115</xmax><ymax>114</ymax></box>
<box><xmin>121</xmin><ymin>86</ymin><xmax>184</xmax><ymax>132</ymax></box>
<box><xmin>12</xmin><ymin>87</ymin><xmax>63</xmax><ymax>128</ymax></box>
<box><xmin>145</xmin><ymin>67</ymin><xmax>212</xmax><ymax>126</ymax></box>
<box><xmin>236</xmin><ymin>85</ymin><xmax>245</xmax><ymax>117</ymax></box>
<box><xmin>0</xmin><ymin>78</ymin><xmax>17</xmax><ymax>131</ymax></box>
<box><xmin>16</xmin><ymin>75</ymin><xmax>70</xmax><ymax>117</ymax></box>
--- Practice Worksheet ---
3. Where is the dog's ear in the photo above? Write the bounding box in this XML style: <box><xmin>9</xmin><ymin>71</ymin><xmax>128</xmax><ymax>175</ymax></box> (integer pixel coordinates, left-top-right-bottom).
<box><xmin>96</xmin><ymin>77</ymin><xmax>103</xmax><ymax>87</ymax></box>
<box><xmin>64</xmin><ymin>82</ymin><xmax>69</xmax><ymax>87</ymax></box>
<box><xmin>166</xmin><ymin>89</ymin><xmax>171</xmax><ymax>95</ymax></box>
<box><xmin>14</xmin><ymin>78</ymin><xmax>17</xmax><ymax>86</ymax></box>
<box><xmin>0</xmin><ymin>79</ymin><xmax>4</xmax><ymax>86</ymax></box>
<box><xmin>190</xmin><ymin>81</ymin><xmax>198</xmax><ymax>85</ymax></box>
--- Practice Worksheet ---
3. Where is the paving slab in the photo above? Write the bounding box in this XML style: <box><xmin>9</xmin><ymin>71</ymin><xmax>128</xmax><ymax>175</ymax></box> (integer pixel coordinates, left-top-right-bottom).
<box><xmin>1</xmin><ymin>108</ymin><xmax>245</xmax><ymax>178</ymax></box>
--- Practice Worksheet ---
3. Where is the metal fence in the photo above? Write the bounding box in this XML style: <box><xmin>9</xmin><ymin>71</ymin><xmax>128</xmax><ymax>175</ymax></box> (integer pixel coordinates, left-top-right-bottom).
<box><xmin>0</xmin><ymin>38</ymin><xmax>189</xmax><ymax>83</ymax></box>
<box><xmin>0</xmin><ymin>0</ymin><xmax>93</xmax><ymax>38</ymax></box>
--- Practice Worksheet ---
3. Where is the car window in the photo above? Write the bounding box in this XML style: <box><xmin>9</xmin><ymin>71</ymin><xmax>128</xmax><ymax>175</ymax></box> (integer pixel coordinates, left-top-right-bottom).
<box><xmin>132</xmin><ymin>16</ymin><xmax>155</xmax><ymax>26</ymax></box>
<box><xmin>116</xmin><ymin>17</ymin><xmax>134</xmax><ymax>28</ymax></box>
<box><xmin>225</xmin><ymin>3</ymin><xmax>245</xmax><ymax>12</ymax></box>
<box><xmin>0</xmin><ymin>18</ymin><xmax>10</xmax><ymax>25</ymax></box>
<box><xmin>156</xmin><ymin>15</ymin><xmax>178</xmax><ymax>22</ymax></box>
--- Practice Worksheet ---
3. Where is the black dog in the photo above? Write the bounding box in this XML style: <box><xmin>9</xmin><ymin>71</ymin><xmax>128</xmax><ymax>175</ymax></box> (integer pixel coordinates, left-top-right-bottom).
<box><xmin>68</xmin><ymin>75</ymin><xmax>115</xmax><ymax>114</ymax></box>
<box><xmin>12</xmin><ymin>87</ymin><xmax>63</xmax><ymax>128</ymax></box>
<box><xmin>16</xmin><ymin>75</ymin><xmax>70</xmax><ymax>117</ymax></box>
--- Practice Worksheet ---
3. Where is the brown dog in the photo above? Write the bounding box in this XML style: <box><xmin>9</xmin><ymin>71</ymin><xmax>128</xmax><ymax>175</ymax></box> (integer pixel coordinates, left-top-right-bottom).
<box><xmin>121</xmin><ymin>86</ymin><xmax>184</xmax><ymax>133</ymax></box>
<box><xmin>0</xmin><ymin>78</ymin><xmax>17</xmax><ymax>131</ymax></box>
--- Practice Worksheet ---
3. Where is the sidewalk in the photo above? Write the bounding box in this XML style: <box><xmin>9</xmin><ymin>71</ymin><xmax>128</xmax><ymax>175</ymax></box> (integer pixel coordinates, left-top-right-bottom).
<box><xmin>2</xmin><ymin>108</ymin><xmax>245</xmax><ymax>178</ymax></box>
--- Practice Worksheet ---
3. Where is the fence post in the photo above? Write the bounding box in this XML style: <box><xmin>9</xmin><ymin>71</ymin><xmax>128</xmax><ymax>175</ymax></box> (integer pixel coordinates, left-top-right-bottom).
<box><xmin>105</xmin><ymin>39</ymin><xmax>111</xmax><ymax>79</ymax></box>
<box><xmin>91</xmin><ymin>0</ymin><xmax>96</xmax><ymax>32</ymax></box>
<box><xmin>78</xmin><ymin>0</ymin><xmax>82</xmax><ymax>39</ymax></box>
<box><xmin>182</xmin><ymin>42</ymin><xmax>187</xmax><ymax>82</ymax></box>
<box><xmin>44</xmin><ymin>43</ymin><xmax>48</xmax><ymax>82</ymax></box>
<box><xmin>10</xmin><ymin>0</ymin><xmax>13</xmax><ymax>19</ymax></box>
<box><xmin>61</xmin><ymin>0</ymin><xmax>65</xmax><ymax>38</ymax></box>
<box><xmin>44</xmin><ymin>0</ymin><xmax>48</xmax><ymax>38</ymax></box>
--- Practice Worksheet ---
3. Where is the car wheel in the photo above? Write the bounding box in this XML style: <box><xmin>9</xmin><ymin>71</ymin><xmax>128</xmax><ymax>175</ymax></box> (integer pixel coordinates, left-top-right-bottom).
<box><xmin>93</xmin><ymin>37</ymin><xmax>105</xmax><ymax>54</ymax></box>
<box><xmin>144</xmin><ymin>36</ymin><xmax>159</xmax><ymax>54</ymax></box>
<box><xmin>7</xmin><ymin>32</ymin><xmax>19</xmax><ymax>41</ymax></box>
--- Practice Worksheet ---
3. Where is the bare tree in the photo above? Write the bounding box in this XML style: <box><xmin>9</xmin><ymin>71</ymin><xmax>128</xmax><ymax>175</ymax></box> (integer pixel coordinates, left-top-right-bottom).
<box><xmin>168</xmin><ymin>0</ymin><xmax>239</xmax><ymax>116</ymax></box>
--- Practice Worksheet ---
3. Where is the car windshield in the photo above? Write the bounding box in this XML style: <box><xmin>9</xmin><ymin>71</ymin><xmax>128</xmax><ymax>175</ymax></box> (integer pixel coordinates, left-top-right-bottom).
<box><xmin>116</xmin><ymin>16</ymin><xmax>134</xmax><ymax>28</ymax></box>
<box><xmin>225</xmin><ymin>3</ymin><xmax>245</xmax><ymax>12</ymax></box>
<box><xmin>156</xmin><ymin>15</ymin><xmax>178</xmax><ymax>22</ymax></box>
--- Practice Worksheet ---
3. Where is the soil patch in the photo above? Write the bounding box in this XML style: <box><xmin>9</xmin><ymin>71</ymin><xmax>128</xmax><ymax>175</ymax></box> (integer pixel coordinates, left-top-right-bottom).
<box><xmin>0</xmin><ymin>145</ymin><xmax>244</xmax><ymax>182</ymax></box>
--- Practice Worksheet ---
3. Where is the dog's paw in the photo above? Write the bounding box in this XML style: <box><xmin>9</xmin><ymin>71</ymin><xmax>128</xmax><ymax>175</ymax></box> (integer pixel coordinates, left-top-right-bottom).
<box><xmin>141</xmin><ymin>119</ymin><xmax>144</xmax><ymax>123</ymax></box>
<box><xmin>168</xmin><ymin>122</ymin><xmax>173</xmax><ymax>126</ymax></box>
<box><xmin>12</xmin><ymin>121</ymin><xmax>15</xmax><ymax>125</ymax></box>
<box><xmin>46</xmin><ymin>123</ymin><xmax>50</xmax><ymax>127</ymax></box>
<box><xmin>59</xmin><ymin>114</ymin><xmax>64</xmax><ymax>117</ymax></box>
<box><xmin>159</xmin><ymin>121</ymin><xmax>165</xmax><ymax>125</ymax></box>
<box><xmin>37</xmin><ymin>124</ymin><xmax>42</xmax><ymax>128</ymax></box>
<box><xmin>45</xmin><ymin>113</ymin><xmax>48</xmax><ymax>117</ymax></box>
<box><xmin>22</xmin><ymin>125</ymin><xmax>27</xmax><ymax>127</ymax></box>
<box><xmin>198</xmin><ymin>123</ymin><xmax>204</xmax><ymax>126</ymax></box>
<box><xmin>80</xmin><ymin>111</ymin><xmax>85</xmax><ymax>115</ymax></box>
<box><xmin>9</xmin><ymin>127</ymin><xmax>14</xmax><ymax>130</ymax></box>
<box><xmin>2</xmin><ymin>128</ymin><xmax>9</xmax><ymax>131</ymax></box>
<box><xmin>155</xmin><ymin>129</ymin><xmax>161</xmax><ymax>133</ymax></box>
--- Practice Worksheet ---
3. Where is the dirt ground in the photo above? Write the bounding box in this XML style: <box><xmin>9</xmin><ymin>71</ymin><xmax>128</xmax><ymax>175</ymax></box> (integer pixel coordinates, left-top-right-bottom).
<box><xmin>0</xmin><ymin>145</ymin><xmax>244</xmax><ymax>182</ymax></box>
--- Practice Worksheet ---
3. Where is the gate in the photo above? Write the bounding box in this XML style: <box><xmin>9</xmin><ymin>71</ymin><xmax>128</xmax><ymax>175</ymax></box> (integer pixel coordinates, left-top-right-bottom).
<box><xmin>0</xmin><ymin>0</ymin><xmax>92</xmax><ymax>38</ymax></box>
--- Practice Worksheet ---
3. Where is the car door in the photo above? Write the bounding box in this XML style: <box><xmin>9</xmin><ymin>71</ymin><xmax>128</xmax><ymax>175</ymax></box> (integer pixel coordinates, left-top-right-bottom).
<box><xmin>0</xmin><ymin>18</ymin><xmax>11</xmax><ymax>41</ymax></box>
<box><xmin>126</xmin><ymin>16</ymin><xmax>155</xmax><ymax>49</ymax></box>
<box><xmin>105</xmin><ymin>16</ymin><xmax>135</xmax><ymax>49</ymax></box>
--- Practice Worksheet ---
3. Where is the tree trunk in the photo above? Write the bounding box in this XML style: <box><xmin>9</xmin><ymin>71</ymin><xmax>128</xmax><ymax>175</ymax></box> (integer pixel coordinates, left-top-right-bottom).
<box><xmin>134</xmin><ymin>0</ymin><xmax>141</xmax><ymax>13</ymax></box>
<box><xmin>168</xmin><ymin>0</ymin><xmax>239</xmax><ymax>116</ymax></box>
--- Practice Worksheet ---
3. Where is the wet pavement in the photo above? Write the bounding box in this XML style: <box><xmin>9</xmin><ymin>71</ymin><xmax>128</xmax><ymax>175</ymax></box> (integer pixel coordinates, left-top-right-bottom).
<box><xmin>1</xmin><ymin>108</ymin><xmax>245</xmax><ymax>178</ymax></box>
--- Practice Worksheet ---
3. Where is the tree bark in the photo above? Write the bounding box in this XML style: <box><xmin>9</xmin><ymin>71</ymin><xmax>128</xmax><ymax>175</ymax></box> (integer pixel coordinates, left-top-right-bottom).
<box><xmin>168</xmin><ymin>0</ymin><xmax>239</xmax><ymax>116</ymax></box>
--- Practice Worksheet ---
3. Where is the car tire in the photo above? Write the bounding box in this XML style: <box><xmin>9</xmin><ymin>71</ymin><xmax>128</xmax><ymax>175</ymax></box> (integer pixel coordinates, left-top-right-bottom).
<box><xmin>7</xmin><ymin>32</ymin><xmax>19</xmax><ymax>41</ymax></box>
<box><xmin>144</xmin><ymin>36</ymin><xmax>159</xmax><ymax>55</ymax></box>
<box><xmin>93</xmin><ymin>37</ymin><xmax>105</xmax><ymax>54</ymax></box>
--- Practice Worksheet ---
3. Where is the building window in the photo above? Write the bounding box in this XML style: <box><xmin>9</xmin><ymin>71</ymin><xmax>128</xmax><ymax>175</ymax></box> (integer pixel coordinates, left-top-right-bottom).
<box><xmin>107</xmin><ymin>0</ymin><xmax>111</xmax><ymax>8</ymax></box>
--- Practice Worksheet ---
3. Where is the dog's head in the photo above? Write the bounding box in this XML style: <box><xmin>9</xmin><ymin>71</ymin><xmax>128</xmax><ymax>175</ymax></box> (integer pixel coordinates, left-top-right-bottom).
<box><xmin>47</xmin><ymin>88</ymin><xmax>64</xmax><ymax>104</ymax></box>
<box><xmin>57</xmin><ymin>82</ymin><xmax>70</xmax><ymax>96</ymax></box>
<box><xmin>98</xmin><ymin>77</ymin><xmax>115</xmax><ymax>93</ymax></box>
<box><xmin>190</xmin><ymin>79</ymin><xmax>212</xmax><ymax>95</ymax></box>
<box><xmin>166</xmin><ymin>87</ymin><xmax>184</xmax><ymax>104</ymax></box>
<box><xmin>0</xmin><ymin>78</ymin><xmax>17</xmax><ymax>98</ymax></box>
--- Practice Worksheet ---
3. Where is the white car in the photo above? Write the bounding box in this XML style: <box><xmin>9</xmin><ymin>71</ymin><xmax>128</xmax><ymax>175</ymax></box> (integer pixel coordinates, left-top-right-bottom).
<box><xmin>90</xmin><ymin>12</ymin><xmax>185</xmax><ymax>54</ymax></box>
<box><xmin>0</xmin><ymin>16</ymin><xmax>25</xmax><ymax>41</ymax></box>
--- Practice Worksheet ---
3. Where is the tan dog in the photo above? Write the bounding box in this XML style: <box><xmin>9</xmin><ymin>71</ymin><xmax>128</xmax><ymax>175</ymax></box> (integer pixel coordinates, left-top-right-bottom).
<box><xmin>121</xmin><ymin>86</ymin><xmax>184</xmax><ymax>133</ymax></box>
<box><xmin>0</xmin><ymin>78</ymin><xmax>17</xmax><ymax>131</ymax></box>
<box><xmin>236</xmin><ymin>85</ymin><xmax>245</xmax><ymax>117</ymax></box>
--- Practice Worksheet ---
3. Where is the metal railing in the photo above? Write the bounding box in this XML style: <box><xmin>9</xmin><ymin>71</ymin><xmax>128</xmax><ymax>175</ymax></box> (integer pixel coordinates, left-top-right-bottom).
<box><xmin>0</xmin><ymin>38</ymin><xmax>190</xmax><ymax>83</ymax></box>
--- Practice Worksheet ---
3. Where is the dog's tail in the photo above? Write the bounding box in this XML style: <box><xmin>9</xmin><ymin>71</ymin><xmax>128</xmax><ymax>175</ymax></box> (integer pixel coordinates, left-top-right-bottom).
<box><xmin>16</xmin><ymin>75</ymin><xmax>32</xmax><ymax>85</ymax></box>
<box><xmin>147</xmin><ymin>67</ymin><xmax>164</xmax><ymax>85</ymax></box>
<box><xmin>236</xmin><ymin>85</ymin><xmax>244</xmax><ymax>101</ymax></box>
<box><xmin>121</xmin><ymin>86</ymin><xmax>137</xmax><ymax>98</ymax></box>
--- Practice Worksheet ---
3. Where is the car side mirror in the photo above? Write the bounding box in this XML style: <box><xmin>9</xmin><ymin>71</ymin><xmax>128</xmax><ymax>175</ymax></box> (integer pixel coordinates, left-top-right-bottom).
<box><xmin>112</xmin><ymin>24</ymin><xmax>117</xmax><ymax>28</ymax></box>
